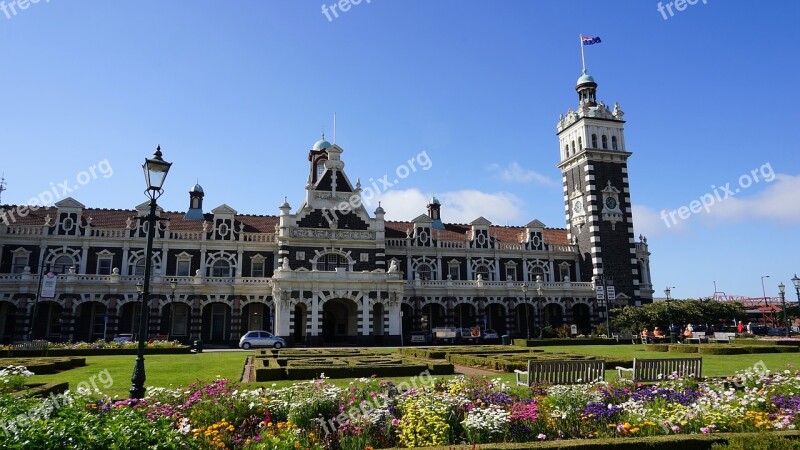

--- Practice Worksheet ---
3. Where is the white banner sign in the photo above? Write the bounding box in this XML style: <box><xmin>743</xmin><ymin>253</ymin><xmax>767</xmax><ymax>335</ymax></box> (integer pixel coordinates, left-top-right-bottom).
<box><xmin>41</xmin><ymin>272</ymin><xmax>57</xmax><ymax>298</ymax></box>
<box><xmin>607</xmin><ymin>286</ymin><xmax>616</xmax><ymax>300</ymax></box>
<box><xmin>595</xmin><ymin>286</ymin><xmax>605</xmax><ymax>300</ymax></box>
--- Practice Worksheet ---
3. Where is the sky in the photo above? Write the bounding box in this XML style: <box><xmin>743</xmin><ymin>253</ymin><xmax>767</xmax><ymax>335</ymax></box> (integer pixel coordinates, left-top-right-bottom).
<box><xmin>0</xmin><ymin>0</ymin><xmax>798</xmax><ymax>300</ymax></box>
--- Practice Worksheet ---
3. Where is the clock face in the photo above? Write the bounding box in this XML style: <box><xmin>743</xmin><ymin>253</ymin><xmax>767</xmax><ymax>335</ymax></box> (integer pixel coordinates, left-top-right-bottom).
<box><xmin>605</xmin><ymin>196</ymin><xmax>618</xmax><ymax>210</ymax></box>
<box><xmin>573</xmin><ymin>199</ymin><xmax>584</xmax><ymax>214</ymax></box>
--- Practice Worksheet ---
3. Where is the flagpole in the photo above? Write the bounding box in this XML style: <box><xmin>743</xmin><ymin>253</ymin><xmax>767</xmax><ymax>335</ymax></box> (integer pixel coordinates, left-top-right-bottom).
<box><xmin>579</xmin><ymin>34</ymin><xmax>586</xmax><ymax>72</ymax></box>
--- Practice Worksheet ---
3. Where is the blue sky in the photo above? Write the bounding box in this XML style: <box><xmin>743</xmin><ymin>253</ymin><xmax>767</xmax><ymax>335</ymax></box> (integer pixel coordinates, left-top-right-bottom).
<box><xmin>0</xmin><ymin>0</ymin><xmax>798</xmax><ymax>299</ymax></box>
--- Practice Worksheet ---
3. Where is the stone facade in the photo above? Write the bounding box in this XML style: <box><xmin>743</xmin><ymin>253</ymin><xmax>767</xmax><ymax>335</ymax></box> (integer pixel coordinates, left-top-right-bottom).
<box><xmin>0</xmin><ymin>71</ymin><xmax>653</xmax><ymax>346</ymax></box>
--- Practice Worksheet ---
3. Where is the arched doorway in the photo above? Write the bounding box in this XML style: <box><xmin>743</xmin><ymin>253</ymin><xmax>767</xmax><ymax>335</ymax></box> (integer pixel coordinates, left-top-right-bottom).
<box><xmin>242</xmin><ymin>303</ymin><xmax>269</xmax><ymax>333</ymax></box>
<box><xmin>454</xmin><ymin>303</ymin><xmax>476</xmax><ymax>329</ymax></box>
<box><xmin>32</xmin><ymin>302</ymin><xmax>62</xmax><ymax>341</ymax></box>
<box><xmin>202</xmin><ymin>302</ymin><xmax>231</xmax><ymax>343</ymax></box>
<box><xmin>75</xmin><ymin>301</ymin><xmax>107</xmax><ymax>342</ymax></box>
<box><xmin>293</xmin><ymin>303</ymin><xmax>307</xmax><ymax>344</ymax></box>
<box><xmin>160</xmin><ymin>302</ymin><xmax>191</xmax><ymax>339</ymax></box>
<box><xmin>322</xmin><ymin>298</ymin><xmax>357</xmax><ymax>342</ymax></box>
<box><xmin>543</xmin><ymin>303</ymin><xmax>564</xmax><ymax>329</ymax></box>
<box><xmin>118</xmin><ymin>302</ymin><xmax>141</xmax><ymax>336</ymax></box>
<box><xmin>572</xmin><ymin>303</ymin><xmax>591</xmax><ymax>334</ymax></box>
<box><xmin>514</xmin><ymin>303</ymin><xmax>534</xmax><ymax>338</ymax></box>
<box><xmin>421</xmin><ymin>303</ymin><xmax>445</xmax><ymax>331</ymax></box>
<box><xmin>0</xmin><ymin>302</ymin><xmax>17</xmax><ymax>344</ymax></box>
<box><xmin>485</xmin><ymin>303</ymin><xmax>506</xmax><ymax>335</ymax></box>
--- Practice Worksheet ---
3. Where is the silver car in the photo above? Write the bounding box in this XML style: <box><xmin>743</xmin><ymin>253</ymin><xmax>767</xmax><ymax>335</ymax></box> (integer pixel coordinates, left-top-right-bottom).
<box><xmin>239</xmin><ymin>330</ymin><xmax>286</xmax><ymax>349</ymax></box>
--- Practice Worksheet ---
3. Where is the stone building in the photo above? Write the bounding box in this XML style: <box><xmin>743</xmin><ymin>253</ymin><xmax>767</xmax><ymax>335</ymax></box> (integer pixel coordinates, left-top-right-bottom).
<box><xmin>0</xmin><ymin>70</ymin><xmax>653</xmax><ymax>345</ymax></box>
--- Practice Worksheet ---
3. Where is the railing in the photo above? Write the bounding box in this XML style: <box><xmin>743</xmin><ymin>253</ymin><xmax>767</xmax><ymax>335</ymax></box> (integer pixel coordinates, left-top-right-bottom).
<box><xmin>4</xmin><ymin>226</ymin><xmax>45</xmax><ymax>235</ymax></box>
<box><xmin>89</xmin><ymin>228</ymin><xmax>127</xmax><ymax>238</ymax></box>
<box><xmin>438</xmin><ymin>240</ymin><xmax>467</xmax><ymax>249</ymax></box>
<box><xmin>404</xmin><ymin>280</ymin><xmax>594</xmax><ymax>290</ymax></box>
<box><xmin>169</xmin><ymin>230</ymin><xmax>204</xmax><ymax>240</ymax></box>
<box><xmin>496</xmin><ymin>242</ymin><xmax>524</xmax><ymax>250</ymax></box>
<box><xmin>242</xmin><ymin>233</ymin><xmax>275</xmax><ymax>243</ymax></box>
<box><xmin>550</xmin><ymin>244</ymin><xmax>578</xmax><ymax>253</ymax></box>
<box><xmin>385</xmin><ymin>238</ymin><xmax>407</xmax><ymax>247</ymax></box>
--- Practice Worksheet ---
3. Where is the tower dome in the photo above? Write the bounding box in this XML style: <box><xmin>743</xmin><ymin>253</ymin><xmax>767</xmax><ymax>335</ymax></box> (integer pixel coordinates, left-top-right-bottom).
<box><xmin>312</xmin><ymin>139</ymin><xmax>332</xmax><ymax>151</ymax></box>
<box><xmin>190</xmin><ymin>183</ymin><xmax>204</xmax><ymax>193</ymax></box>
<box><xmin>576</xmin><ymin>70</ymin><xmax>596</xmax><ymax>86</ymax></box>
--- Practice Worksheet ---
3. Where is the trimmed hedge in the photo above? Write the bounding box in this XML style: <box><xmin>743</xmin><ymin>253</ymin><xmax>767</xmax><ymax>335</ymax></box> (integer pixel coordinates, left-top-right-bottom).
<box><xmin>0</xmin><ymin>357</ymin><xmax>86</xmax><ymax>374</ymax></box>
<box><xmin>698</xmin><ymin>346</ymin><xmax>748</xmax><ymax>355</ymax></box>
<box><xmin>513</xmin><ymin>338</ymin><xmax>614</xmax><ymax>347</ymax></box>
<box><xmin>385</xmin><ymin>431</ymin><xmax>800</xmax><ymax>450</ymax></box>
<box><xmin>644</xmin><ymin>344</ymin><xmax>670</xmax><ymax>352</ymax></box>
<box><xmin>669</xmin><ymin>345</ymin><xmax>700</xmax><ymax>353</ymax></box>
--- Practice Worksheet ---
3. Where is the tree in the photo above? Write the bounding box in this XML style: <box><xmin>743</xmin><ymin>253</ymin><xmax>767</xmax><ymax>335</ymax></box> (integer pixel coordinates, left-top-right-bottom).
<box><xmin>611</xmin><ymin>299</ymin><xmax>745</xmax><ymax>333</ymax></box>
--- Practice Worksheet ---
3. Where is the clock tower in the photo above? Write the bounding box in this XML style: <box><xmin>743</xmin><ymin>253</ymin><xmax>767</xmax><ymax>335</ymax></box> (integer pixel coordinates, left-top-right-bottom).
<box><xmin>557</xmin><ymin>70</ymin><xmax>647</xmax><ymax>305</ymax></box>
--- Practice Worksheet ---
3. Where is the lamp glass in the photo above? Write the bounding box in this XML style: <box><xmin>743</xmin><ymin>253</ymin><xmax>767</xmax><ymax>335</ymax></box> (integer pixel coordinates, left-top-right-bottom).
<box><xmin>170</xmin><ymin>280</ymin><xmax>177</xmax><ymax>290</ymax></box>
<box><xmin>792</xmin><ymin>274</ymin><xmax>800</xmax><ymax>290</ymax></box>
<box><xmin>779</xmin><ymin>282</ymin><xmax>785</xmax><ymax>294</ymax></box>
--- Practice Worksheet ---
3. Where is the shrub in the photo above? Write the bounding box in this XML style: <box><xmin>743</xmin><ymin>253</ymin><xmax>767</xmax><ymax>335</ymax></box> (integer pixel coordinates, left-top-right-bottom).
<box><xmin>711</xmin><ymin>433</ymin><xmax>800</xmax><ymax>450</ymax></box>
<box><xmin>670</xmin><ymin>345</ymin><xmax>699</xmax><ymax>353</ymax></box>
<box><xmin>698</xmin><ymin>346</ymin><xmax>748</xmax><ymax>355</ymax></box>
<box><xmin>644</xmin><ymin>344</ymin><xmax>670</xmax><ymax>352</ymax></box>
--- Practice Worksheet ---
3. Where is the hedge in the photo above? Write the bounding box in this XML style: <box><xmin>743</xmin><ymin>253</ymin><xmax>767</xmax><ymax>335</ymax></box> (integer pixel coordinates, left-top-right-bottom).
<box><xmin>513</xmin><ymin>338</ymin><xmax>614</xmax><ymax>347</ymax></box>
<box><xmin>698</xmin><ymin>346</ymin><xmax>749</xmax><ymax>355</ymax></box>
<box><xmin>644</xmin><ymin>344</ymin><xmax>670</xmax><ymax>352</ymax></box>
<box><xmin>12</xmin><ymin>381</ymin><xmax>69</xmax><ymax>398</ymax></box>
<box><xmin>0</xmin><ymin>357</ymin><xmax>86</xmax><ymax>374</ymax></box>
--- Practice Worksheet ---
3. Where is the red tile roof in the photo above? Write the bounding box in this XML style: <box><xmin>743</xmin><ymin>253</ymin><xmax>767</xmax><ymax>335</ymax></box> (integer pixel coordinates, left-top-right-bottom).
<box><xmin>1</xmin><ymin>204</ymin><xmax>567</xmax><ymax>244</ymax></box>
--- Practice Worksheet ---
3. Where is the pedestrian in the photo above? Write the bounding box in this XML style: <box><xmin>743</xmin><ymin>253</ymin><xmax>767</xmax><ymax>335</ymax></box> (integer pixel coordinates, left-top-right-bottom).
<box><xmin>737</xmin><ymin>321</ymin><xmax>744</xmax><ymax>334</ymax></box>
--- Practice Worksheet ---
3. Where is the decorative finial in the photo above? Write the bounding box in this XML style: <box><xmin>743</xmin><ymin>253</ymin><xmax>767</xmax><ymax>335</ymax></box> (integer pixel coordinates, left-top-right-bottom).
<box><xmin>321</xmin><ymin>127</ymin><xmax>325</xmax><ymax>140</ymax></box>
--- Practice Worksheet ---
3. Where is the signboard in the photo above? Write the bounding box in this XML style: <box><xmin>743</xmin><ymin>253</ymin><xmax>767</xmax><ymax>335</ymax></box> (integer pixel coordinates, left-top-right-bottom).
<box><xmin>570</xmin><ymin>324</ymin><xmax>578</xmax><ymax>335</ymax></box>
<box><xmin>595</xmin><ymin>286</ymin><xmax>605</xmax><ymax>300</ymax></box>
<box><xmin>41</xmin><ymin>272</ymin><xmax>57</xmax><ymax>298</ymax></box>
<box><xmin>607</xmin><ymin>286</ymin><xmax>616</xmax><ymax>300</ymax></box>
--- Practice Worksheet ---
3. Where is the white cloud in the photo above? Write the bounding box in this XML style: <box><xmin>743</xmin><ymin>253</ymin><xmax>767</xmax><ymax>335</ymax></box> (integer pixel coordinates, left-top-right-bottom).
<box><xmin>701</xmin><ymin>173</ymin><xmax>800</xmax><ymax>224</ymax></box>
<box><xmin>488</xmin><ymin>162</ymin><xmax>555</xmax><ymax>186</ymax></box>
<box><xmin>632</xmin><ymin>173</ymin><xmax>800</xmax><ymax>237</ymax></box>
<box><xmin>364</xmin><ymin>188</ymin><xmax>525</xmax><ymax>224</ymax></box>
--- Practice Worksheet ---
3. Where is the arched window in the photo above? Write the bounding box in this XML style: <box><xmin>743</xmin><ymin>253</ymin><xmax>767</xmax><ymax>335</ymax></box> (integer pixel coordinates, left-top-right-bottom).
<box><xmin>571</xmin><ymin>140</ymin><xmax>575</xmax><ymax>153</ymax></box>
<box><xmin>316</xmin><ymin>253</ymin><xmax>349</xmax><ymax>271</ymax></box>
<box><xmin>211</xmin><ymin>260</ymin><xmax>232</xmax><ymax>277</ymax></box>
<box><xmin>578</xmin><ymin>136</ymin><xmax>582</xmax><ymax>151</ymax></box>
<box><xmin>564</xmin><ymin>145</ymin><xmax>569</xmax><ymax>156</ymax></box>
<box><xmin>416</xmin><ymin>263</ymin><xmax>432</xmax><ymax>280</ymax></box>
<box><xmin>530</xmin><ymin>266</ymin><xmax>550</xmax><ymax>282</ymax></box>
<box><xmin>129</xmin><ymin>258</ymin><xmax>145</xmax><ymax>276</ymax></box>
<box><xmin>53</xmin><ymin>256</ymin><xmax>74</xmax><ymax>274</ymax></box>
<box><xmin>475</xmin><ymin>264</ymin><xmax>490</xmax><ymax>281</ymax></box>
<box><xmin>601</xmin><ymin>135</ymin><xmax>608</xmax><ymax>149</ymax></box>
<box><xmin>591</xmin><ymin>134</ymin><xmax>598</xmax><ymax>148</ymax></box>
<box><xmin>611</xmin><ymin>136</ymin><xmax>618</xmax><ymax>150</ymax></box>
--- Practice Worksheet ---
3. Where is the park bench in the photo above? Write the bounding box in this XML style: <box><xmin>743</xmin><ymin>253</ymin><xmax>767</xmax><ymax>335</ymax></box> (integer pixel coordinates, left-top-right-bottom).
<box><xmin>11</xmin><ymin>340</ymin><xmax>49</xmax><ymax>356</ymax></box>
<box><xmin>515</xmin><ymin>359</ymin><xmax>605</xmax><ymax>386</ymax></box>
<box><xmin>707</xmin><ymin>332</ymin><xmax>736</xmax><ymax>343</ymax></box>
<box><xmin>612</xmin><ymin>333</ymin><xmax>640</xmax><ymax>344</ymax></box>
<box><xmin>684</xmin><ymin>331</ymin><xmax>707</xmax><ymax>344</ymax></box>
<box><xmin>616</xmin><ymin>357</ymin><xmax>702</xmax><ymax>382</ymax></box>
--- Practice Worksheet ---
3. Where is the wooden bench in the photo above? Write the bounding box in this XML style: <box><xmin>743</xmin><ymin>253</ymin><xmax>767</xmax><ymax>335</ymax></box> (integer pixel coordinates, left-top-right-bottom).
<box><xmin>12</xmin><ymin>340</ymin><xmax>49</xmax><ymax>356</ymax></box>
<box><xmin>612</xmin><ymin>333</ymin><xmax>640</xmax><ymax>344</ymax></box>
<box><xmin>616</xmin><ymin>357</ymin><xmax>702</xmax><ymax>382</ymax></box>
<box><xmin>684</xmin><ymin>331</ymin><xmax>707</xmax><ymax>344</ymax></box>
<box><xmin>708</xmin><ymin>332</ymin><xmax>736</xmax><ymax>343</ymax></box>
<box><xmin>515</xmin><ymin>359</ymin><xmax>605</xmax><ymax>386</ymax></box>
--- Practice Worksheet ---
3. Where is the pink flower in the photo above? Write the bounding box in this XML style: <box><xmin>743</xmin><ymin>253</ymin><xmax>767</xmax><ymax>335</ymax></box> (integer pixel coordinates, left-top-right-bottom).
<box><xmin>537</xmin><ymin>433</ymin><xmax>547</xmax><ymax>441</ymax></box>
<box><xmin>671</xmin><ymin>425</ymin><xmax>681</xmax><ymax>432</ymax></box>
<box><xmin>700</xmin><ymin>427</ymin><xmax>710</xmax><ymax>434</ymax></box>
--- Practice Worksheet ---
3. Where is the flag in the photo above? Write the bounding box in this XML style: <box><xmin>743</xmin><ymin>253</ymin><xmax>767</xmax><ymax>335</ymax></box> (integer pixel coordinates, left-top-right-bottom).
<box><xmin>582</xmin><ymin>36</ymin><xmax>602</xmax><ymax>45</ymax></box>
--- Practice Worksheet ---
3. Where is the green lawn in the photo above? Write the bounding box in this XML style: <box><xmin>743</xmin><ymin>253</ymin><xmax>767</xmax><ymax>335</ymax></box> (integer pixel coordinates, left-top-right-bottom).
<box><xmin>26</xmin><ymin>345</ymin><xmax>800</xmax><ymax>398</ymax></box>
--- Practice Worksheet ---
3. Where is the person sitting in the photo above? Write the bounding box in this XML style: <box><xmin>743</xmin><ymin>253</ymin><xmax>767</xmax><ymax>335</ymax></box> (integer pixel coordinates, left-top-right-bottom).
<box><xmin>641</xmin><ymin>327</ymin><xmax>654</xmax><ymax>343</ymax></box>
<box><xmin>682</xmin><ymin>327</ymin><xmax>693</xmax><ymax>341</ymax></box>
<box><xmin>653</xmin><ymin>327</ymin><xmax>665</xmax><ymax>341</ymax></box>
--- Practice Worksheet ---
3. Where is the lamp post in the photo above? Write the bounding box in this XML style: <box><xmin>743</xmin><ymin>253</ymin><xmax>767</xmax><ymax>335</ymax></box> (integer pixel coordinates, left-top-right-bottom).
<box><xmin>169</xmin><ymin>280</ymin><xmax>177</xmax><ymax>340</ymax></box>
<box><xmin>535</xmin><ymin>275</ymin><xmax>543</xmax><ymax>339</ymax></box>
<box><xmin>596</xmin><ymin>275</ymin><xmax>613</xmax><ymax>336</ymax></box>
<box><xmin>778</xmin><ymin>282</ymin><xmax>787</xmax><ymax>337</ymax></box>
<box><xmin>130</xmin><ymin>146</ymin><xmax>172</xmax><ymax>400</ymax></box>
<box><xmin>665</xmin><ymin>286</ymin><xmax>676</xmax><ymax>343</ymax></box>
<box><xmin>521</xmin><ymin>284</ymin><xmax>530</xmax><ymax>340</ymax></box>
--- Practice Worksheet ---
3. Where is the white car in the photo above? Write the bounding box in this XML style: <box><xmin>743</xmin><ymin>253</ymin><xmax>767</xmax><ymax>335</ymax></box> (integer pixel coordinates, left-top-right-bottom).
<box><xmin>239</xmin><ymin>331</ymin><xmax>286</xmax><ymax>350</ymax></box>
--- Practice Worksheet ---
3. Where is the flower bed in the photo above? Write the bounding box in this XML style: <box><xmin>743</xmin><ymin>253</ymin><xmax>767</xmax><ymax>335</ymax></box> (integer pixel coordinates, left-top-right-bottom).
<box><xmin>2</xmin><ymin>366</ymin><xmax>800</xmax><ymax>449</ymax></box>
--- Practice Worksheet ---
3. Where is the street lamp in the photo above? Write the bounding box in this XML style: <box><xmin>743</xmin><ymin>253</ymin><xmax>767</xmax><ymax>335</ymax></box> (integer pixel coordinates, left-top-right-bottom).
<box><xmin>778</xmin><ymin>282</ymin><xmax>787</xmax><ymax>337</ymax></box>
<box><xmin>535</xmin><ymin>275</ymin><xmax>543</xmax><ymax>339</ymax></box>
<box><xmin>521</xmin><ymin>284</ymin><xmax>530</xmax><ymax>340</ymax></box>
<box><xmin>169</xmin><ymin>280</ymin><xmax>177</xmax><ymax>340</ymax></box>
<box><xmin>596</xmin><ymin>275</ymin><xmax>613</xmax><ymax>336</ymax></box>
<box><xmin>792</xmin><ymin>274</ymin><xmax>800</xmax><ymax>334</ymax></box>
<box><xmin>665</xmin><ymin>286</ymin><xmax>676</xmax><ymax>343</ymax></box>
<box><xmin>130</xmin><ymin>146</ymin><xmax>172</xmax><ymax>400</ymax></box>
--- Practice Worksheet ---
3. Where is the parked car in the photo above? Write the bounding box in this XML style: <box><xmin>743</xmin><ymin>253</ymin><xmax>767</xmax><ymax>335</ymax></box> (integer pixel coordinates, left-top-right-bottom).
<box><xmin>767</xmin><ymin>327</ymin><xmax>788</xmax><ymax>336</ymax></box>
<box><xmin>481</xmin><ymin>329</ymin><xmax>500</xmax><ymax>342</ymax></box>
<box><xmin>239</xmin><ymin>330</ymin><xmax>286</xmax><ymax>349</ymax></box>
<box><xmin>113</xmin><ymin>334</ymin><xmax>134</xmax><ymax>343</ymax></box>
<box><xmin>748</xmin><ymin>324</ymin><xmax>769</xmax><ymax>336</ymax></box>
<box><xmin>432</xmin><ymin>327</ymin><xmax>459</xmax><ymax>344</ymax></box>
